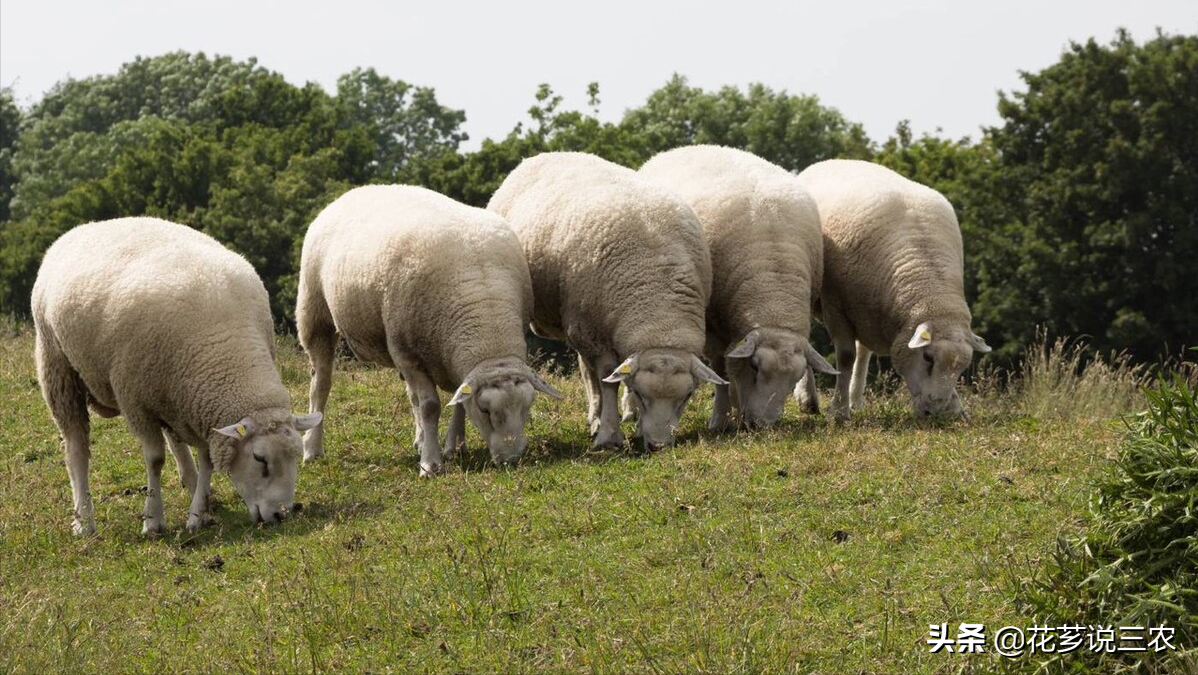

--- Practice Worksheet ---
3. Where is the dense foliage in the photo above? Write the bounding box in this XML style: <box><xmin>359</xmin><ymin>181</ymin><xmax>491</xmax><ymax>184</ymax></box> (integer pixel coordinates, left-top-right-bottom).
<box><xmin>1013</xmin><ymin>366</ymin><xmax>1198</xmax><ymax>674</ymax></box>
<box><xmin>0</xmin><ymin>31</ymin><xmax>1194</xmax><ymax>362</ymax></box>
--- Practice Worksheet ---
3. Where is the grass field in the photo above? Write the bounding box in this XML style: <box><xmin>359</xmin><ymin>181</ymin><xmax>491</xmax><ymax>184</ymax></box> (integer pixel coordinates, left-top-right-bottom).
<box><xmin>0</xmin><ymin>326</ymin><xmax>1145</xmax><ymax>674</ymax></box>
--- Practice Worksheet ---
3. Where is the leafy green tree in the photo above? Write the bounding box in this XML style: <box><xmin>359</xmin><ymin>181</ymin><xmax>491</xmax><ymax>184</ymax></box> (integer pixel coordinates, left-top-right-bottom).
<box><xmin>0</xmin><ymin>52</ymin><xmax>375</xmax><ymax>323</ymax></box>
<box><xmin>620</xmin><ymin>74</ymin><xmax>872</xmax><ymax>170</ymax></box>
<box><xmin>0</xmin><ymin>88</ymin><xmax>21</xmax><ymax>222</ymax></box>
<box><xmin>990</xmin><ymin>30</ymin><xmax>1198</xmax><ymax>359</ymax></box>
<box><xmin>336</xmin><ymin>67</ymin><xmax>467</xmax><ymax>181</ymax></box>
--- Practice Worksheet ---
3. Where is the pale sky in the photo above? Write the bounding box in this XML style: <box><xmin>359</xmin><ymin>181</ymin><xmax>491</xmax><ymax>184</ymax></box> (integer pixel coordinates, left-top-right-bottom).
<box><xmin>1</xmin><ymin>1</ymin><xmax>1194</xmax><ymax>148</ymax></box>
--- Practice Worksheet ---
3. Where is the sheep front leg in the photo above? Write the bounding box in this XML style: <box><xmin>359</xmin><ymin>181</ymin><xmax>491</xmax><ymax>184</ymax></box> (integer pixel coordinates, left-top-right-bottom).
<box><xmin>795</xmin><ymin>368</ymin><xmax>821</xmax><ymax>415</ymax></box>
<box><xmin>827</xmin><ymin>341</ymin><xmax>856</xmax><ymax>422</ymax></box>
<box><xmin>404</xmin><ymin>371</ymin><xmax>444</xmax><ymax>476</ymax></box>
<box><xmin>186</xmin><ymin>445</ymin><xmax>215</xmax><ymax>531</ymax></box>
<box><xmin>443</xmin><ymin>403</ymin><xmax>466</xmax><ymax>462</ymax></box>
<box><xmin>591</xmin><ymin>354</ymin><xmax>624</xmax><ymax>449</ymax></box>
<box><xmin>849</xmin><ymin>342</ymin><xmax>871</xmax><ymax>411</ymax></box>
<box><xmin>707</xmin><ymin>353</ymin><xmax>734</xmax><ymax>432</ymax></box>
<box><xmin>579</xmin><ymin>354</ymin><xmax>602</xmax><ymax>432</ymax></box>
<box><xmin>131</xmin><ymin>422</ymin><xmax>167</xmax><ymax>536</ymax></box>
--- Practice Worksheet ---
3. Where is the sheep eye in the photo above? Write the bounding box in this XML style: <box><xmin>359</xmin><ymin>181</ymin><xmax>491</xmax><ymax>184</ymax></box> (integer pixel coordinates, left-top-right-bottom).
<box><xmin>253</xmin><ymin>453</ymin><xmax>269</xmax><ymax>478</ymax></box>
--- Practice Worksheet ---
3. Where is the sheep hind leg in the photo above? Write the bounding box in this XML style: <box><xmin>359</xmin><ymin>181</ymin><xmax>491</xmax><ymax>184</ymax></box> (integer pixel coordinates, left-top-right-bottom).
<box><xmin>166</xmin><ymin>430</ymin><xmax>196</xmax><ymax>495</ymax></box>
<box><xmin>35</xmin><ymin>332</ymin><xmax>95</xmax><ymax>536</ymax></box>
<box><xmin>299</xmin><ymin>321</ymin><xmax>336</xmax><ymax>462</ymax></box>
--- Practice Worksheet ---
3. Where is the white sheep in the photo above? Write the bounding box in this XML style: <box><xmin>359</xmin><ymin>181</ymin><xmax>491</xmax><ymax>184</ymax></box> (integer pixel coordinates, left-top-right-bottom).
<box><xmin>487</xmin><ymin>151</ymin><xmax>726</xmax><ymax>450</ymax></box>
<box><xmin>638</xmin><ymin>145</ymin><xmax>838</xmax><ymax>430</ymax></box>
<box><xmin>32</xmin><ymin>217</ymin><xmax>321</xmax><ymax>536</ymax></box>
<box><xmin>792</xmin><ymin>159</ymin><xmax>991</xmax><ymax>420</ymax></box>
<box><xmin>296</xmin><ymin>185</ymin><xmax>562</xmax><ymax>476</ymax></box>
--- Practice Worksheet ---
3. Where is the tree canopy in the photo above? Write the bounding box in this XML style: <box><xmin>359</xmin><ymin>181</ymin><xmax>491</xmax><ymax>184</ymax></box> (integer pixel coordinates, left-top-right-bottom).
<box><xmin>1</xmin><ymin>31</ymin><xmax>1194</xmax><ymax>364</ymax></box>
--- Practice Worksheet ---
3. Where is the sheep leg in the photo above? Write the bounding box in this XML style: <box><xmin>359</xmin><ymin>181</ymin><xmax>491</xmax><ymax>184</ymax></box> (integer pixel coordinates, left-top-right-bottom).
<box><xmin>620</xmin><ymin>387</ymin><xmax>636</xmax><ymax>423</ymax></box>
<box><xmin>186</xmin><ymin>445</ymin><xmax>215</xmax><ymax>531</ymax></box>
<box><xmin>36</xmin><ymin>333</ymin><xmax>95</xmax><ymax>536</ymax></box>
<box><xmin>129</xmin><ymin>418</ymin><xmax>167</xmax><ymax>536</ymax></box>
<box><xmin>403</xmin><ymin>371</ymin><xmax>444</xmax><ymax>477</ymax></box>
<box><xmin>795</xmin><ymin>368</ymin><xmax>821</xmax><ymax>415</ymax></box>
<box><xmin>579</xmin><ymin>353</ymin><xmax>602</xmax><ymax>431</ymax></box>
<box><xmin>299</xmin><ymin>322</ymin><xmax>337</xmax><ymax>462</ymax></box>
<box><xmin>828</xmin><ymin>341</ymin><xmax>857</xmax><ymax>422</ymax></box>
<box><xmin>849</xmin><ymin>342</ymin><xmax>871</xmax><ymax>411</ymax></box>
<box><xmin>707</xmin><ymin>353</ymin><xmax>735</xmax><ymax>432</ymax></box>
<box><xmin>591</xmin><ymin>354</ymin><xmax>625</xmax><ymax>449</ymax></box>
<box><xmin>166</xmin><ymin>430</ymin><xmax>197</xmax><ymax>494</ymax></box>
<box><xmin>443</xmin><ymin>403</ymin><xmax>467</xmax><ymax>461</ymax></box>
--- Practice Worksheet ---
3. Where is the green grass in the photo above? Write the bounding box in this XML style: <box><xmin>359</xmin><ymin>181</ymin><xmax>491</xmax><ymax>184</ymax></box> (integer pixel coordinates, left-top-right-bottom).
<box><xmin>0</xmin><ymin>328</ymin><xmax>1140</xmax><ymax>674</ymax></box>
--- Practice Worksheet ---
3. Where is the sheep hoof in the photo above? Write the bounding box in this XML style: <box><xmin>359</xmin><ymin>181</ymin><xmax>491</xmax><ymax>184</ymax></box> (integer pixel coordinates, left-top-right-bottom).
<box><xmin>186</xmin><ymin>513</ymin><xmax>214</xmax><ymax>532</ymax></box>
<box><xmin>592</xmin><ymin>428</ymin><xmax>624</xmax><ymax>449</ymax></box>
<box><xmin>419</xmin><ymin>462</ymin><xmax>444</xmax><ymax>478</ymax></box>
<box><xmin>707</xmin><ymin>415</ymin><xmax>733</xmax><ymax>433</ymax></box>
<box><xmin>141</xmin><ymin>519</ymin><xmax>166</xmax><ymax>537</ymax></box>
<box><xmin>72</xmin><ymin>519</ymin><xmax>96</xmax><ymax>537</ymax></box>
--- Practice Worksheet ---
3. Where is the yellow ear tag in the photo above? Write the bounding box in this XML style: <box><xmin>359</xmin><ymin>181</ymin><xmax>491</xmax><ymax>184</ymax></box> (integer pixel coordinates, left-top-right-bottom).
<box><xmin>460</xmin><ymin>384</ymin><xmax>472</xmax><ymax>395</ymax></box>
<box><xmin>919</xmin><ymin>330</ymin><xmax>932</xmax><ymax>341</ymax></box>
<box><xmin>235</xmin><ymin>424</ymin><xmax>247</xmax><ymax>437</ymax></box>
<box><xmin>617</xmin><ymin>362</ymin><xmax>633</xmax><ymax>375</ymax></box>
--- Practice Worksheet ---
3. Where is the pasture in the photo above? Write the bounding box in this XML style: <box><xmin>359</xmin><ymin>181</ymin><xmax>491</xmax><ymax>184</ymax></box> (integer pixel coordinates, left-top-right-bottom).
<box><xmin>0</xmin><ymin>326</ymin><xmax>1138</xmax><ymax>674</ymax></box>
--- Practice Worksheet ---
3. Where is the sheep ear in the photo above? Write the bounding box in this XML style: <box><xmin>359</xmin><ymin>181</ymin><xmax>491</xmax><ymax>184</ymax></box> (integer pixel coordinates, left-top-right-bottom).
<box><xmin>448</xmin><ymin>382</ymin><xmax>474</xmax><ymax>406</ymax></box>
<box><xmin>603</xmin><ymin>355</ymin><xmax>638</xmax><ymax>383</ymax></box>
<box><xmin>969</xmin><ymin>332</ymin><xmax>992</xmax><ymax>353</ymax></box>
<box><xmin>293</xmin><ymin>412</ymin><xmax>322</xmax><ymax>431</ymax></box>
<box><xmin>214</xmin><ymin>417</ymin><xmax>255</xmax><ymax>439</ymax></box>
<box><xmin>691</xmin><ymin>355</ymin><xmax>729</xmax><ymax>386</ymax></box>
<box><xmin>805</xmin><ymin>344</ymin><xmax>839</xmax><ymax>375</ymax></box>
<box><xmin>725</xmin><ymin>331</ymin><xmax>760</xmax><ymax>359</ymax></box>
<box><xmin>528</xmin><ymin>371</ymin><xmax>565</xmax><ymax>400</ymax></box>
<box><xmin>908</xmin><ymin>323</ymin><xmax>933</xmax><ymax>349</ymax></box>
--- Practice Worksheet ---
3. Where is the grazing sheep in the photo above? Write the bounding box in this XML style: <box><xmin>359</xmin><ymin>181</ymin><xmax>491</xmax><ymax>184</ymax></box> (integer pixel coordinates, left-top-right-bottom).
<box><xmin>32</xmin><ymin>217</ymin><xmax>321</xmax><ymax>536</ymax></box>
<box><xmin>792</xmin><ymin>159</ymin><xmax>991</xmax><ymax>420</ymax></box>
<box><xmin>296</xmin><ymin>185</ymin><xmax>562</xmax><ymax>476</ymax></box>
<box><xmin>639</xmin><ymin>145</ymin><xmax>837</xmax><ymax>430</ymax></box>
<box><xmin>488</xmin><ymin>152</ymin><xmax>726</xmax><ymax>450</ymax></box>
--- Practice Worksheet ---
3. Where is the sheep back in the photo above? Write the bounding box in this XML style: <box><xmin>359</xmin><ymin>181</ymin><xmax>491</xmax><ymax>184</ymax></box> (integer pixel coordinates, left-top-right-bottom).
<box><xmin>299</xmin><ymin>185</ymin><xmax>532</xmax><ymax>391</ymax></box>
<box><xmin>32</xmin><ymin>217</ymin><xmax>289</xmax><ymax>453</ymax></box>
<box><xmin>488</xmin><ymin>152</ymin><xmax>710</xmax><ymax>358</ymax></box>
<box><xmin>798</xmin><ymin>159</ymin><xmax>970</xmax><ymax>353</ymax></box>
<box><xmin>638</xmin><ymin>145</ymin><xmax>822</xmax><ymax>342</ymax></box>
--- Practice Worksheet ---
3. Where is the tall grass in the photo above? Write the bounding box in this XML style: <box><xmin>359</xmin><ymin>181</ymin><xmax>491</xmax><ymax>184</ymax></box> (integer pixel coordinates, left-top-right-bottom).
<box><xmin>1016</xmin><ymin>335</ymin><xmax>1151</xmax><ymax>421</ymax></box>
<box><xmin>1011</xmin><ymin>367</ymin><xmax>1198</xmax><ymax>674</ymax></box>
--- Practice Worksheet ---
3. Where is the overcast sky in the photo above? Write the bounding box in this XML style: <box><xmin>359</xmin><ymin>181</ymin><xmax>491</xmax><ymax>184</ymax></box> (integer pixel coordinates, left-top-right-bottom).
<box><xmin>1</xmin><ymin>1</ymin><xmax>1194</xmax><ymax>148</ymax></box>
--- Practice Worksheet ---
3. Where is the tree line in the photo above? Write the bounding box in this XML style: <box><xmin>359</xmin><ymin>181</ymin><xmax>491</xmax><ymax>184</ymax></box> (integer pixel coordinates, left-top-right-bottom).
<box><xmin>0</xmin><ymin>29</ymin><xmax>1194</xmax><ymax>366</ymax></box>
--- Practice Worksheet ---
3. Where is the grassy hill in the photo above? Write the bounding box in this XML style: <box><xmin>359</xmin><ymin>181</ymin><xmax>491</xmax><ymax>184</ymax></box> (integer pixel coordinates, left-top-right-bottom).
<box><xmin>0</xmin><ymin>326</ymin><xmax>1150</xmax><ymax>674</ymax></box>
